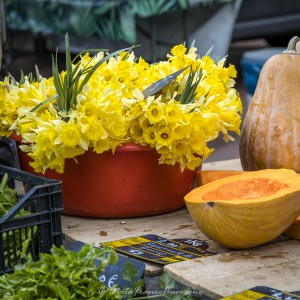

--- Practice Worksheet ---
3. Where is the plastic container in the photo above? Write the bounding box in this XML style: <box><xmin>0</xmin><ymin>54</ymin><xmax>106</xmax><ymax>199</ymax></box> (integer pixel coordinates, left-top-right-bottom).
<box><xmin>241</xmin><ymin>47</ymin><xmax>285</xmax><ymax>105</ymax></box>
<box><xmin>0</xmin><ymin>164</ymin><xmax>63</xmax><ymax>274</ymax></box>
<box><xmin>13</xmin><ymin>139</ymin><xmax>197</xmax><ymax>218</ymax></box>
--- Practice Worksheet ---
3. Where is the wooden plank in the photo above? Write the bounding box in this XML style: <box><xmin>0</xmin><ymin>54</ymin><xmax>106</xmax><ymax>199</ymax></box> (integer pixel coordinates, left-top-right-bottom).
<box><xmin>62</xmin><ymin>208</ymin><xmax>229</xmax><ymax>276</ymax></box>
<box><xmin>164</xmin><ymin>240</ymin><xmax>300</xmax><ymax>298</ymax></box>
<box><xmin>202</xmin><ymin>158</ymin><xmax>242</xmax><ymax>171</ymax></box>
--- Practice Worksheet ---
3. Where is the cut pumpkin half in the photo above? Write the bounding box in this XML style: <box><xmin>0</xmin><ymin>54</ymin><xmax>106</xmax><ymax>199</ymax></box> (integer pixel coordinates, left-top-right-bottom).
<box><xmin>185</xmin><ymin>169</ymin><xmax>300</xmax><ymax>249</ymax></box>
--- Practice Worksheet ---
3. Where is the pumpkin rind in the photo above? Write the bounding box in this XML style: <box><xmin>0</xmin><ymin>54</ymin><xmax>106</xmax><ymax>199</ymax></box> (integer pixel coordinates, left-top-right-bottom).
<box><xmin>240</xmin><ymin>36</ymin><xmax>300</xmax><ymax>172</ymax></box>
<box><xmin>185</xmin><ymin>169</ymin><xmax>300</xmax><ymax>249</ymax></box>
<box><xmin>284</xmin><ymin>215</ymin><xmax>300</xmax><ymax>239</ymax></box>
<box><xmin>197</xmin><ymin>170</ymin><xmax>245</xmax><ymax>186</ymax></box>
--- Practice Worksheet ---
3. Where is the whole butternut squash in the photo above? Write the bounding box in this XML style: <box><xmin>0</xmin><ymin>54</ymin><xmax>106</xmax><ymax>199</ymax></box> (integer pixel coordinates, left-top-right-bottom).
<box><xmin>185</xmin><ymin>169</ymin><xmax>300</xmax><ymax>249</ymax></box>
<box><xmin>240</xmin><ymin>36</ymin><xmax>300</xmax><ymax>171</ymax></box>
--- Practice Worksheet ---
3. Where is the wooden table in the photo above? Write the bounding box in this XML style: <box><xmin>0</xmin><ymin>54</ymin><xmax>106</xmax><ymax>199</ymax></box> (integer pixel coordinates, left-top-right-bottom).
<box><xmin>62</xmin><ymin>158</ymin><xmax>300</xmax><ymax>298</ymax></box>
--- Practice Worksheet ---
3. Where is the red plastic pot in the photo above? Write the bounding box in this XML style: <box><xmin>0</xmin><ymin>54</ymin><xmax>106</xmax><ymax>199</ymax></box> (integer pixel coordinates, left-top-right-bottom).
<box><xmin>13</xmin><ymin>136</ymin><xmax>197</xmax><ymax>218</ymax></box>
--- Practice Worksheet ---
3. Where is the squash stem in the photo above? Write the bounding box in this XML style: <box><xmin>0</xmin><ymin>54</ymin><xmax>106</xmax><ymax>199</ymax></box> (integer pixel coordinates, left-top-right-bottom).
<box><xmin>283</xmin><ymin>36</ymin><xmax>300</xmax><ymax>54</ymax></box>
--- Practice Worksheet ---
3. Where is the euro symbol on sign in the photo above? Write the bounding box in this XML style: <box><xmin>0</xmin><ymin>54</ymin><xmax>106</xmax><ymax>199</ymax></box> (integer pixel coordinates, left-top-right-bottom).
<box><xmin>108</xmin><ymin>274</ymin><xmax>118</xmax><ymax>288</ymax></box>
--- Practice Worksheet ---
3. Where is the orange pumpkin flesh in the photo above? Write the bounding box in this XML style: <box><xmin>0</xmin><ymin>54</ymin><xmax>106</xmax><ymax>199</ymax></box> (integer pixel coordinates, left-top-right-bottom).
<box><xmin>185</xmin><ymin>169</ymin><xmax>300</xmax><ymax>249</ymax></box>
<box><xmin>202</xmin><ymin>177</ymin><xmax>287</xmax><ymax>201</ymax></box>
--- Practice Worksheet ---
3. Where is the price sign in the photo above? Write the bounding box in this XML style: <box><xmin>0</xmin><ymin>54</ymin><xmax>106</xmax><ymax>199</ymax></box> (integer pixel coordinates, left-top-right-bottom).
<box><xmin>101</xmin><ymin>234</ymin><xmax>216</xmax><ymax>265</ymax></box>
<box><xmin>221</xmin><ymin>286</ymin><xmax>300</xmax><ymax>300</ymax></box>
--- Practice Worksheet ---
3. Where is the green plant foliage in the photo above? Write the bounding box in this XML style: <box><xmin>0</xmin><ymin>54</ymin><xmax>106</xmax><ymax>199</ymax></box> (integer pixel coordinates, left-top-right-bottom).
<box><xmin>132</xmin><ymin>0</ymin><xmax>192</xmax><ymax>17</ymax></box>
<box><xmin>175</xmin><ymin>66</ymin><xmax>203</xmax><ymax>104</ymax></box>
<box><xmin>0</xmin><ymin>173</ymin><xmax>17</xmax><ymax>216</ymax></box>
<box><xmin>0</xmin><ymin>244</ymin><xmax>127</xmax><ymax>299</ymax></box>
<box><xmin>4</xmin><ymin>0</ymin><xmax>232</xmax><ymax>44</ymax></box>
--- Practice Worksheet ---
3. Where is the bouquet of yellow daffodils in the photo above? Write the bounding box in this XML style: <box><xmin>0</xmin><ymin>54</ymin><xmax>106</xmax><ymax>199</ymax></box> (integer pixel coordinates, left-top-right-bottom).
<box><xmin>0</xmin><ymin>36</ymin><xmax>242</xmax><ymax>174</ymax></box>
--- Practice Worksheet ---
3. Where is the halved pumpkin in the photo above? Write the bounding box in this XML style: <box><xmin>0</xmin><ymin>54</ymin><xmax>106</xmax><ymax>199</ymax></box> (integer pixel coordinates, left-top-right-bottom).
<box><xmin>185</xmin><ymin>169</ymin><xmax>300</xmax><ymax>249</ymax></box>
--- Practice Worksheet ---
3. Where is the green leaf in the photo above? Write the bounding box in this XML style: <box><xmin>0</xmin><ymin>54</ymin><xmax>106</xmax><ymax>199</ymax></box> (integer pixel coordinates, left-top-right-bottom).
<box><xmin>160</xmin><ymin>272</ymin><xmax>175</xmax><ymax>290</ymax></box>
<box><xmin>52</xmin><ymin>282</ymin><xmax>71</xmax><ymax>299</ymax></box>
<box><xmin>119</xmin><ymin>4</ymin><xmax>136</xmax><ymax>44</ymax></box>
<box><xmin>121</xmin><ymin>262</ymin><xmax>138</xmax><ymax>282</ymax></box>
<box><xmin>131</xmin><ymin>278</ymin><xmax>145</xmax><ymax>290</ymax></box>
<box><xmin>0</xmin><ymin>173</ymin><xmax>17</xmax><ymax>209</ymax></box>
<box><xmin>0</xmin><ymin>173</ymin><xmax>8</xmax><ymax>191</ymax></box>
<box><xmin>69</xmin><ymin>6</ymin><xmax>96</xmax><ymax>37</ymax></box>
<box><xmin>142</xmin><ymin>66</ymin><xmax>188</xmax><ymax>98</ymax></box>
<box><xmin>175</xmin><ymin>66</ymin><xmax>203</xmax><ymax>104</ymax></box>
<box><xmin>108</xmin><ymin>248</ymin><xmax>119</xmax><ymax>265</ymax></box>
<box><xmin>30</xmin><ymin>94</ymin><xmax>57</xmax><ymax>113</ymax></box>
<box><xmin>132</xmin><ymin>0</ymin><xmax>174</xmax><ymax>17</ymax></box>
<box><xmin>94</xmin><ymin>2</ymin><xmax>119</xmax><ymax>15</ymax></box>
<box><xmin>0</xmin><ymin>202</ymin><xmax>7</xmax><ymax>217</ymax></box>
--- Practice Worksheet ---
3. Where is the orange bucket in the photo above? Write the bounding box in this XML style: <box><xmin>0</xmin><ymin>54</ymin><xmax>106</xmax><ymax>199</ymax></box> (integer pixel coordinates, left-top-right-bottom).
<box><xmin>14</xmin><ymin>139</ymin><xmax>197</xmax><ymax>218</ymax></box>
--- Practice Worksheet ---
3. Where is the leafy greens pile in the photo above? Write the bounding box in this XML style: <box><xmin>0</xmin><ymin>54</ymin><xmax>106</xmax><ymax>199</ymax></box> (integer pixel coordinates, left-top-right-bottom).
<box><xmin>0</xmin><ymin>173</ymin><xmax>17</xmax><ymax>217</ymax></box>
<box><xmin>0</xmin><ymin>244</ymin><xmax>135</xmax><ymax>299</ymax></box>
<box><xmin>0</xmin><ymin>242</ymin><xmax>197</xmax><ymax>300</ymax></box>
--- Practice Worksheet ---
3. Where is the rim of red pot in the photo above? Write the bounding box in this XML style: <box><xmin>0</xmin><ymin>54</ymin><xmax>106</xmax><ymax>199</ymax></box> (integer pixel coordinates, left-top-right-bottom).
<box><xmin>115</xmin><ymin>143</ymin><xmax>153</xmax><ymax>152</ymax></box>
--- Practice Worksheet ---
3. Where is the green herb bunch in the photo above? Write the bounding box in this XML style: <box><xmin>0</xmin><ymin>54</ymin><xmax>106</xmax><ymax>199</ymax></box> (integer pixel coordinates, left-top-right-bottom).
<box><xmin>0</xmin><ymin>241</ymin><xmax>197</xmax><ymax>300</ymax></box>
<box><xmin>0</xmin><ymin>173</ymin><xmax>17</xmax><ymax>217</ymax></box>
<box><xmin>0</xmin><ymin>244</ymin><xmax>126</xmax><ymax>299</ymax></box>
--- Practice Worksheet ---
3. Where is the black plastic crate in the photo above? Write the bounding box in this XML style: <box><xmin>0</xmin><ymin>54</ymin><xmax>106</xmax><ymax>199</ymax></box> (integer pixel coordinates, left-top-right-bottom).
<box><xmin>0</xmin><ymin>164</ymin><xmax>63</xmax><ymax>274</ymax></box>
